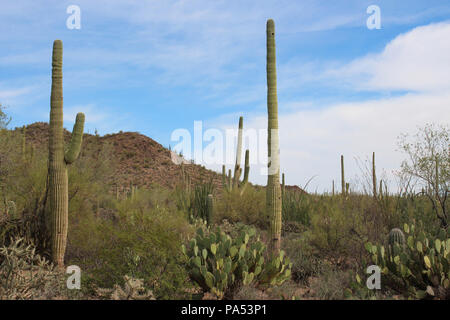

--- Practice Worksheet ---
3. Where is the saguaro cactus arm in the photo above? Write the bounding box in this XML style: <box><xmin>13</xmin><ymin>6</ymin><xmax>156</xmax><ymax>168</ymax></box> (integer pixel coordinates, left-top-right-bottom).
<box><xmin>65</xmin><ymin>112</ymin><xmax>85</xmax><ymax>164</ymax></box>
<box><xmin>243</xmin><ymin>149</ymin><xmax>250</xmax><ymax>185</ymax></box>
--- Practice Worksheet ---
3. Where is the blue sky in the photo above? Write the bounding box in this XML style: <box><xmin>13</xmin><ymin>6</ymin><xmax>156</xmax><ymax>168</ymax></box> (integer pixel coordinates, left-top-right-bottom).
<box><xmin>1</xmin><ymin>0</ymin><xmax>450</xmax><ymax>192</ymax></box>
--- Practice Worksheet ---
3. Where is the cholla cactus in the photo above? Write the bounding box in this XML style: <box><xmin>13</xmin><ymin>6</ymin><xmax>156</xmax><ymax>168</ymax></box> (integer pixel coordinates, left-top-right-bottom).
<box><xmin>96</xmin><ymin>275</ymin><xmax>155</xmax><ymax>300</ymax></box>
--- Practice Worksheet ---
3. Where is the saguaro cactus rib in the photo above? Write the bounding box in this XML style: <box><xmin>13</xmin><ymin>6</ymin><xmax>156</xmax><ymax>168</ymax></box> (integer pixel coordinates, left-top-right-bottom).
<box><xmin>266</xmin><ymin>19</ymin><xmax>282</xmax><ymax>255</ymax></box>
<box><xmin>48</xmin><ymin>40</ymin><xmax>85</xmax><ymax>268</ymax></box>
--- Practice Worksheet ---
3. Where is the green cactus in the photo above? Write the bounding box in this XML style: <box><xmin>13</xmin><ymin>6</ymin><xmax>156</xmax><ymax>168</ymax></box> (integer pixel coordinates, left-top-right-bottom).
<box><xmin>233</xmin><ymin>116</ymin><xmax>244</xmax><ymax>188</ymax></box>
<box><xmin>341</xmin><ymin>155</ymin><xmax>345</xmax><ymax>195</ymax></box>
<box><xmin>388</xmin><ymin>228</ymin><xmax>405</xmax><ymax>246</ymax></box>
<box><xmin>181</xmin><ymin>226</ymin><xmax>291</xmax><ymax>299</ymax></box>
<box><xmin>266</xmin><ymin>19</ymin><xmax>282</xmax><ymax>255</ymax></box>
<box><xmin>224</xmin><ymin>117</ymin><xmax>250</xmax><ymax>195</ymax></box>
<box><xmin>242</xmin><ymin>149</ymin><xmax>250</xmax><ymax>186</ymax></box>
<box><xmin>363</xmin><ymin>223</ymin><xmax>450</xmax><ymax>299</ymax></box>
<box><xmin>48</xmin><ymin>40</ymin><xmax>85</xmax><ymax>268</ymax></box>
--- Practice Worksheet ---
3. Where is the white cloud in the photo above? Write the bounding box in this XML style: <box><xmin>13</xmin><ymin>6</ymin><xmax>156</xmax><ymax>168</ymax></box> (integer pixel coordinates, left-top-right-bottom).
<box><xmin>329</xmin><ymin>21</ymin><xmax>450</xmax><ymax>93</ymax></box>
<box><xmin>205</xmin><ymin>22</ymin><xmax>450</xmax><ymax>192</ymax></box>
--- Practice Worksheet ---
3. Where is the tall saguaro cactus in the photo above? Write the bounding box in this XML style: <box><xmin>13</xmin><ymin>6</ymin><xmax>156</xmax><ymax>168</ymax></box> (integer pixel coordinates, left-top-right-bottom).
<box><xmin>341</xmin><ymin>155</ymin><xmax>345</xmax><ymax>196</ymax></box>
<box><xmin>48</xmin><ymin>40</ymin><xmax>85</xmax><ymax>268</ymax></box>
<box><xmin>233</xmin><ymin>116</ymin><xmax>244</xmax><ymax>188</ymax></box>
<box><xmin>266</xmin><ymin>19</ymin><xmax>282</xmax><ymax>254</ymax></box>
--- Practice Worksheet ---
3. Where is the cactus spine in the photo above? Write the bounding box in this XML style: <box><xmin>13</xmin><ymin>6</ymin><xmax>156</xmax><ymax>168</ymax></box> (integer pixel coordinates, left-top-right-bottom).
<box><xmin>266</xmin><ymin>19</ymin><xmax>282</xmax><ymax>254</ymax></box>
<box><xmin>341</xmin><ymin>155</ymin><xmax>345</xmax><ymax>196</ymax></box>
<box><xmin>372</xmin><ymin>152</ymin><xmax>377</xmax><ymax>199</ymax></box>
<box><xmin>48</xmin><ymin>40</ymin><xmax>85</xmax><ymax>268</ymax></box>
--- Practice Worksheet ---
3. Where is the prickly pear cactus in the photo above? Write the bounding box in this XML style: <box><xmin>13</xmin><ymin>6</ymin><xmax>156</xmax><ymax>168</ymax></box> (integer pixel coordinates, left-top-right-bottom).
<box><xmin>364</xmin><ymin>223</ymin><xmax>450</xmax><ymax>299</ymax></box>
<box><xmin>181</xmin><ymin>226</ymin><xmax>291</xmax><ymax>299</ymax></box>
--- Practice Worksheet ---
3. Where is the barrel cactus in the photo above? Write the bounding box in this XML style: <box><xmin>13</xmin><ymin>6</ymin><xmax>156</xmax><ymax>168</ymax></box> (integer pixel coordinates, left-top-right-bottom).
<box><xmin>389</xmin><ymin>228</ymin><xmax>405</xmax><ymax>246</ymax></box>
<box><xmin>48</xmin><ymin>40</ymin><xmax>85</xmax><ymax>268</ymax></box>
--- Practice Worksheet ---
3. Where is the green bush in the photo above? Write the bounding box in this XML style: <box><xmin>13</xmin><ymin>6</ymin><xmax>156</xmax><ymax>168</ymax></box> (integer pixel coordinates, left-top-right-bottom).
<box><xmin>66</xmin><ymin>189</ymin><xmax>194</xmax><ymax>299</ymax></box>
<box><xmin>215</xmin><ymin>186</ymin><xmax>267</xmax><ymax>228</ymax></box>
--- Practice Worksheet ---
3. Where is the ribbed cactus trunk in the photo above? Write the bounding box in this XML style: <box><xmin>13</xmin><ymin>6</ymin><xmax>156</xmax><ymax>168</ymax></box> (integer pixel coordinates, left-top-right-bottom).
<box><xmin>243</xmin><ymin>149</ymin><xmax>250</xmax><ymax>185</ymax></box>
<box><xmin>266</xmin><ymin>19</ymin><xmax>282</xmax><ymax>255</ymax></box>
<box><xmin>372</xmin><ymin>152</ymin><xmax>377</xmax><ymax>199</ymax></box>
<box><xmin>341</xmin><ymin>155</ymin><xmax>345</xmax><ymax>195</ymax></box>
<box><xmin>48</xmin><ymin>40</ymin><xmax>85</xmax><ymax>268</ymax></box>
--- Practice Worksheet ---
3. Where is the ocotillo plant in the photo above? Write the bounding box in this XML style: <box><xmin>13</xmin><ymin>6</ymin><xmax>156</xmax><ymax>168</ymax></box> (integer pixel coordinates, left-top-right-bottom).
<box><xmin>341</xmin><ymin>155</ymin><xmax>345</xmax><ymax>196</ymax></box>
<box><xmin>266</xmin><ymin>19</ymin><xmax>282</xmax><ymax>254</ymax></box>
<box><xmin>233</xmin><ymin>116</ymin><xmax>244</xmax><ymax>188</ymax></box>
<box><xmin>48</xmin><ymin>40</ymin><xmax>85</xmax><ymax>268</ymax></box>
<box><xmin>332</xmin><ymin>180</ymin><xmax>335</xmax><ymax>196</ymax></box>
<box><xmin>372</xmin><ymin>152</ymin><xmax>377</xmax><ymax>199</ymax></box>
<box><xmin>281</xmin><ymin>173</ymin><xmax>285</xmax><ymax>197</ymax></box>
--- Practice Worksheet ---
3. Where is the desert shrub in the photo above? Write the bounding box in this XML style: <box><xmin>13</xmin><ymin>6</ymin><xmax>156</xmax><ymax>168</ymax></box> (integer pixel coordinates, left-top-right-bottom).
<box><xmin>310</xmin><ymin>269</ymin><xmax>351</xmax><ymax>300</ymax></box>
<box><xmin>215</xmin><ymin>186</ymin><xmax>267</xmax><ymax>228</ymax></box>
<box><xmin>66</xmin><ymin>189</ymin><xmax>194</xmax><ymax>299</ymax></box>
<box><xmin>282</xmin><ymin>190</ymin><xmax>311</xmax><ymax>226</ymax></box>
<box><xmin>283</xmin><ymin>232</ymin><xmax>324</xmax><ymax>284</ymax></box>
<box><xmin>182</xmin><ymin>226</ymin><xmax>292</xmax><ymax>299</ymax></box>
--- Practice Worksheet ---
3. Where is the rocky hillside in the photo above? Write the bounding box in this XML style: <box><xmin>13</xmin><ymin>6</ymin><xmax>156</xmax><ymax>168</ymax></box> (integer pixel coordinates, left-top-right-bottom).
<box><xmin>19</xmin><ymin>122</ymin><xmax>305</xmax><ymax>195</ymax></box>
